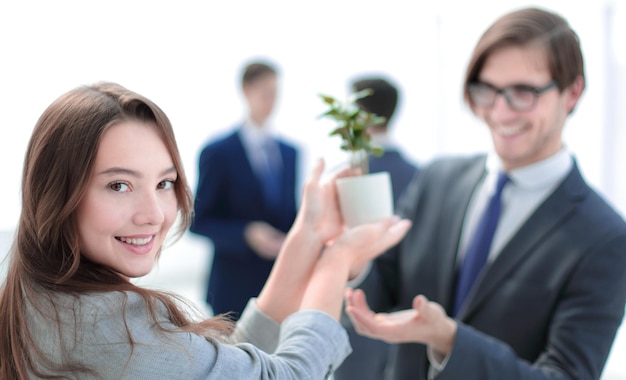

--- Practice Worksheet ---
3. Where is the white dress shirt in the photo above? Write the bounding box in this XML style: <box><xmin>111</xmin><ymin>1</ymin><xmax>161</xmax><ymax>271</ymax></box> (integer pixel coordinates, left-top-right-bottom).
<box><xmin>238</xmin><ymin>119</ymin><xmax>282</xmax><ymax>178</ymax></box>
<box><xmin>457</xmin><ymin>148</ymin><xmax>573</xmax><ymax>265</ymax></box>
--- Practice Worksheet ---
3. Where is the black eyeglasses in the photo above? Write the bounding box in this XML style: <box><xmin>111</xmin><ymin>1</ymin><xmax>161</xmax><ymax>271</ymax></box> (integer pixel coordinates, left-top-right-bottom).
<box><xmin>468</xmin><ymin>81</ymin><xmax>559</xmax><ymax>111</ymax></box>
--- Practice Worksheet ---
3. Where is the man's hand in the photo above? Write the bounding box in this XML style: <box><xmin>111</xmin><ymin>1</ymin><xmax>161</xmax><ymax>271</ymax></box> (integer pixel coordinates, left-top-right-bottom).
<box><xmin>345</xmin><ymin>288</ymin><xmax>457</xmax><ymax>355</ymax></box>
<box><xmin>244</xmin><ymin>221</ymin><xmax>285</xmax><ymax>259</ymax></box>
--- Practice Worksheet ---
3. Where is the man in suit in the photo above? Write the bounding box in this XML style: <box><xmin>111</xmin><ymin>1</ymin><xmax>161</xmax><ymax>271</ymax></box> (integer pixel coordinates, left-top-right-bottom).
<box><xmin>335</xmin><ymin>76</ymin><xmax>419</xmax><ymax>380</ymax></box>
<box><xmin>344</xmin><ymin>7</ymin><xmax>626</xmax><ymax>380</ymax></box>
<box><xmin>190</xmin><ymin>60</ymin><xmax>298</xmax><ymax>319</ymax></box>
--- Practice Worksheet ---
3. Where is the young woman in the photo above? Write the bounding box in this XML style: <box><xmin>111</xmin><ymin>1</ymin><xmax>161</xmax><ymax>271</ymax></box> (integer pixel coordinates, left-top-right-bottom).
<box><xmin>0</xmin><ymin>82</ymin><xmax>411</xmax><ymax>379</ymax></box>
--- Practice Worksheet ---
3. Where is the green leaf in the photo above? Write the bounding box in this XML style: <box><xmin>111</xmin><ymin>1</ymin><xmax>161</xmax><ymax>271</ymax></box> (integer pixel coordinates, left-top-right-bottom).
<box><xmin>318</xmin><ymin>108</ymin><xmax>342</xmax><ymax>119</ymax></box>
<box><xmin>319</xmin><ymin>93</ymin><xmax>337</xmax><ymax>106</ymax></box>
<box><xmin>317</xmin><ymin>88</ymin><xmax>386</xmax><ymax>158</ymax></box>
<box><xmin>370</xmin><ymin>145</ymin><xmax>385</xmax><ymax>157</ymax></box>
<box><xmin>349</xmin><ymin>88</ymin><xmax>373</xmax><ymax>102</ymax></box>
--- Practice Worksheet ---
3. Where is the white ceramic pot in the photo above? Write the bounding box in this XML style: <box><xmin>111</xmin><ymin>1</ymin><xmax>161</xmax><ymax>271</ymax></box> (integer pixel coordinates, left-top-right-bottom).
<box><xmin>335</xmin><ymin>171</ymin><xmax>394</xmax><ymax>228</ymax></box>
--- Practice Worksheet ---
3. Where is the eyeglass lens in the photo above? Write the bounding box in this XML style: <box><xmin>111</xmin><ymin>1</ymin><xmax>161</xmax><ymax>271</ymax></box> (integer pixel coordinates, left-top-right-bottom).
<box><xmin>469</xmin><ymin>82</ymin><xmax>556</xmax><ymax>111</ymax></box>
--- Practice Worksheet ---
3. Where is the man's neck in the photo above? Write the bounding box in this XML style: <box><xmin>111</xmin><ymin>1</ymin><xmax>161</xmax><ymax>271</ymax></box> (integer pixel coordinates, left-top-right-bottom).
<box><xmin>249</xmin><ymin>114</ymin><xmax>267</xmax><ymax>128</ymax></box>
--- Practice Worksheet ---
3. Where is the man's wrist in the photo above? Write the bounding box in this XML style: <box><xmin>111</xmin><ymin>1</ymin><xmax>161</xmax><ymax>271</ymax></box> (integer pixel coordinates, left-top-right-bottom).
<box><xmin>430</xmin><ymin>317</ymin><xmax>458</xmax><ymax>355</ymax></box>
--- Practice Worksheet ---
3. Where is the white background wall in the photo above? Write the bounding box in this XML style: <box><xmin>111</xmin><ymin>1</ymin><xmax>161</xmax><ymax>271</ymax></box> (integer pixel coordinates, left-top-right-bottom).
<box><xmin>1</xmin><ymin>1</ymin><xmax>625</xmax><ymax>378</ymax></box>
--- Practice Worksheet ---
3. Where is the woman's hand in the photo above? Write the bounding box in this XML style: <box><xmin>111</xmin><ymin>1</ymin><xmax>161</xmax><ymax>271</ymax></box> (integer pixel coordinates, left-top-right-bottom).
<box><xmin>326</xmin><ymin>216</ymin><xmax>411</xmax><ymax>269</ymax></box>
<box><xmin>299</xmin><ymin>216</ymin><xmax>411</xmax><ymax>320</ymax></box>
<box><xmin>294</xmin><ymin>159</ymin><xmax>356</xmax><ymax>245</ymax></box>
<box><xmin>255</xmin><ymin>159</ymin><xmax>358</xmax><ymax>322</ymax></box>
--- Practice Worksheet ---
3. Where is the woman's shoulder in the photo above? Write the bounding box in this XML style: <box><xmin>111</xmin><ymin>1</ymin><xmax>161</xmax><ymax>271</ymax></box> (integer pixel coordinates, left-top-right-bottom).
<box><xmin>28</xmin><ymin>290</ymin><xmax>166</xmax><ymax>331</ymax></box>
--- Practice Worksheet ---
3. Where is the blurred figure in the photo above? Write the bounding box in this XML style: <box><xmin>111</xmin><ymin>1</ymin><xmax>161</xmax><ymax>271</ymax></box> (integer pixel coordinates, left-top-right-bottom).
<box><xmin>190</xmin><ymin>60</ymin><xmax>299</xmax><ymax>319</ymax></box>
<box><xmin>335</xmin><ymin>76</ymin><xmax>419</xmax><ymax>380</ymax></box>
<box><xmin>354</xmin><ymin>76</ymin><xmax>419</xmax><ymax>202</ymax></box>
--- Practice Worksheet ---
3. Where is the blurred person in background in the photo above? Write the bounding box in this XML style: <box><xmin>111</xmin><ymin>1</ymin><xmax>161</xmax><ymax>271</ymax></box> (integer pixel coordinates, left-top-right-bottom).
<box><xmin>190</xmin><ymin>59</ymin><xmax>299</xmax><ymax>319</ymax></box>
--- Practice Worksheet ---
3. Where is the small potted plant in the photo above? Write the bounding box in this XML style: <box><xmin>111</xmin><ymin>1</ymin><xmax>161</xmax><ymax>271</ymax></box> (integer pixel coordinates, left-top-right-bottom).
<box><xmin>318</xmin><ymin>89</ymin><xmax>394</xmax><ymax>227</ymax></box>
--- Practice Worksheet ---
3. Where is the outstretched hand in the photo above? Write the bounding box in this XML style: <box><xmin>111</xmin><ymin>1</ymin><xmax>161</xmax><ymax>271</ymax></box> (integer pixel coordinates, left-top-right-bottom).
<box><xmin>344</xmin><ymin>288</ymin><xmax>457</xmax><ymax>354</ymax></box>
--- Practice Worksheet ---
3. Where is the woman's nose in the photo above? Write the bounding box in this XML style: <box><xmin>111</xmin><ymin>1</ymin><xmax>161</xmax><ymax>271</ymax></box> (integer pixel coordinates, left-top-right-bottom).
<box><xmin>132</xmin><ymin>192</ymin><xmax>166</xmax><ymax>226</ymax></box>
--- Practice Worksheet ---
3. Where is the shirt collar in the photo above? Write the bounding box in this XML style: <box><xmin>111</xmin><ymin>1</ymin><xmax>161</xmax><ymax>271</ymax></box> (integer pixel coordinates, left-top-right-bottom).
<box><xmin>369</xmin><ymin>131</ymin><xmax>390</xmax><ymax>146</ymax></box>
<box><xmin>486</xmin><ymin>148</ymin><xmax>573</xmax><ymax>190</ymax></box>
<box><xmin>240</xmin><ymin>118</ymin><xmax>272</xmax><ymax>147</ymax></box>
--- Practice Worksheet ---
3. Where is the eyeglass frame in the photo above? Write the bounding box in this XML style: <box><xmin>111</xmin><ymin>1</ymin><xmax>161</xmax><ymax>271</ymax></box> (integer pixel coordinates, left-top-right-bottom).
<box><xmin>468</xmin><ymin>81</ymin><xmax>559</xmax><ymax>111</ymax></box>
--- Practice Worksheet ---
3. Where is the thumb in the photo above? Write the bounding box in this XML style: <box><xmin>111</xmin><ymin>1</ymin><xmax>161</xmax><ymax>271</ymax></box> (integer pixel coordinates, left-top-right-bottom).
<box><xmin>412</xmin><ymin>294</ymin><xmax>428</xmax><ymax>310</ymax></box>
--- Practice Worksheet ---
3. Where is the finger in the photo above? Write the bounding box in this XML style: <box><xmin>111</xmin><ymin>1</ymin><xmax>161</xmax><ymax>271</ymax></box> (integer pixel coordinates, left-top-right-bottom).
<box><xmin>411</xmin><ymin>295</ymin><xmax>428</xmax><ymax>322</ymax></box>
<box><xmin>351</xmin><ymin>218</ymin><xmax>410</xmax><ymax>257</ymax></box>
<box><xmin>351</xmin><ymin>289</ymin><xmax>369</xmax><ymax>310</ymax></box>
<box><xmin>332</xmin><ymin>166</ymin><xmax>360</xmax><ymax>180</ymax></box>
<box><xmin>309</xmin><ymin>158</ymin><xmax>325</xmax><ymax>185</ymax></box>
<box><xmin>412</xmin><ymin>294</ymin><xmax>427</xmax><ymax>310</ymax></box>
<box><xmin>345</xmin><ymin>305</ymin><xmax>374</xmax><ymax>335</ymax></box>
<box><xmin>379</xmin><ymin>214</ymin><xmax>401</xmax><ymax>229</ymax></box>
<box><xmin>300</xmin><ymin>159</ymin><xmax>325</xmax><ymax>199</ymax></box>
<box><xmin>383</xmin><ymin>219</ymin><xmax>412</xmax><ymax>246</ymax></box>
<box><xmin>344</xmin><ymin>288</ymin><xmax>354</xmax><ymax>306</ymax></box>
<box><xmin>346</xmin><ymin>215</ymin><xmax>399</xmax><ymax>236</ymax></box>
<box><xmin>345</xmin><ymin>288</ymin><xmax>368</xmax><ymax>313</ymax></box>
<box><xmin>362</xmin><ymin>215</ymin><xmax>410</xmax><ymax>235</ymax></box>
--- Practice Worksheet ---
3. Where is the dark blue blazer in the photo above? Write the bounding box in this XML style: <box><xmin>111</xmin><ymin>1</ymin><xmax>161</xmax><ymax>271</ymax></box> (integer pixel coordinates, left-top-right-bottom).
<box><xmin>369</xmin><ymin>149</ymin><xmax>419</xmax><ymax>205</ymax></box>
<box><xmin>360</xmin><ymin>155</ymin><xmax>626</xmax><ymax>380</ymax></box>
<box><xmin>189</xmin><ymin>128</ymin><xmax>298</xmax><ymax>318</ymax></box>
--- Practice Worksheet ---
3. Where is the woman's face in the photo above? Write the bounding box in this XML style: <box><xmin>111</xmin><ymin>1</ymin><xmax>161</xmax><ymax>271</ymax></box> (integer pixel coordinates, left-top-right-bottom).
<box><xmin>76</xmin><ymin>120</ymin><xmax>178</xmax><ymax>279</ymax></box>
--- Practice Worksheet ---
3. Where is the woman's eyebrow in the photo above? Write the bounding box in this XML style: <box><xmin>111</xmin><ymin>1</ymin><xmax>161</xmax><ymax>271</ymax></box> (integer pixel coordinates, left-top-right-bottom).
<box><xmin>97</xmin><ymin>166</ymin><xmax>177</xmax><ymax>177</ymax></box>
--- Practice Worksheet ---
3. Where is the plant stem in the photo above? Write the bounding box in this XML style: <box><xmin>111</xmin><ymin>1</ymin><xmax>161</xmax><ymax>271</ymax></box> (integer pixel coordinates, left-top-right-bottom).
<box><xmin>350</xmin><ymin>149</ymin><xmax>369</xmax><ymax>175</ymax></box>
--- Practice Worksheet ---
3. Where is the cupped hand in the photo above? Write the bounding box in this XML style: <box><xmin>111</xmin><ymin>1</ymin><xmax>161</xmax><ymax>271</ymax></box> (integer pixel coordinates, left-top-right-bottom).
<box><xmin>344</xmin><ymin>288</ymin><xmax>457</xmax><ymax>354</ymax></box>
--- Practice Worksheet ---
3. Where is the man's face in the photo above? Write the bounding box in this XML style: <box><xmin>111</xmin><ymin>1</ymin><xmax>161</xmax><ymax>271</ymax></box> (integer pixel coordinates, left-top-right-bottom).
<box><xmin>243</xmin><ymin>73</ymin><xmax>277</xmax><ymax>124</ymax></box>
<box><xmin>474</xmin><ymin>46</ymin><xmax>581</xmax><ymax>170</ymax></box>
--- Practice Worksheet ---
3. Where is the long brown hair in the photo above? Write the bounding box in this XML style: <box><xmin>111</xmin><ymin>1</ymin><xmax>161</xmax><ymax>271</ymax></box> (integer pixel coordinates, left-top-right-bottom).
<box><xmin>463</xmin><ymin>7</ymin><xmax>585</xmax><ymax>112</ymax></box>
<box><xmin>0</xmin><ymin>82</ymin><xmax>233</xmax><ymax>379</ymax></box>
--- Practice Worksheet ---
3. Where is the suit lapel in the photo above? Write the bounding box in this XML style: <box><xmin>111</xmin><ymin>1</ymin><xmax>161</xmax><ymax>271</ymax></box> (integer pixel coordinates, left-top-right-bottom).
<box><xmin>458</xmin><ymin>163</ymin><xmax>588</xmax><ymax>320</ymax></box>
<box><xmin>437</xmin><ymin>157</ymin><xmax>487</xmax><ymax>311</ymax></box>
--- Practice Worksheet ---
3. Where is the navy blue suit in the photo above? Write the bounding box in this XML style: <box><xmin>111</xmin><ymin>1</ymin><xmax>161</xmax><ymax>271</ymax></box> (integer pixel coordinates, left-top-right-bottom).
<box><xmin>360</xmin><ymin>155</ymin><xmax>626</xmax><ymax>379</ymax></box>
<box><xmin>335</xmin><ymin>148</ymin><xmax>419</xmax><ymax>380</ymax></box>
<box><xmin>189</xmin><ymin>128</ymin><xmax>298</xmax><ymax>319</ymax></box>
<box><xmin>369</xmin><ymin>149</ymin><xmax>419</xmax><ymax>205</ymax></box>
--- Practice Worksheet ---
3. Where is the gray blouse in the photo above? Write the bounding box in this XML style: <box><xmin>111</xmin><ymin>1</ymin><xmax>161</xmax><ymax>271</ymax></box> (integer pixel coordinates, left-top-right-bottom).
<box><xmin>27</xmin><ymin>291</ymin><xmax>351</xmax><ymax>379</ymax></box>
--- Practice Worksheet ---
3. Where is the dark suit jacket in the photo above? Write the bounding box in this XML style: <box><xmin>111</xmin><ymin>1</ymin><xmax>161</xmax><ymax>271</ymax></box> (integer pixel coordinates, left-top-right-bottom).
<box><xmin>190</xmin><ymin>128</ymin><xmax>298</xmax><ymax>318</ymax></box>
<box><xmin>360</xmin><ymin>155</ymin><xmax>626</xmax><ymax>380</ymax></box>
<box><xmin>369</xmin><ymin>149</ymin><xmax>419</xmax><ymax>205</ymax></box>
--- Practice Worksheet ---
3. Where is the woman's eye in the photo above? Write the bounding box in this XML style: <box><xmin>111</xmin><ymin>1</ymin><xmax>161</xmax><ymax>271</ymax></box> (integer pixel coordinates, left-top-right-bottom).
<box><xmin>109</xmin><ymin>182</ymin><xmax>130</xmax><ymax>192</ymax></box>
<box><xmin>158</xmin><ymin>179</ymin><xmax>175</xmax><ymax>190</ymax></box>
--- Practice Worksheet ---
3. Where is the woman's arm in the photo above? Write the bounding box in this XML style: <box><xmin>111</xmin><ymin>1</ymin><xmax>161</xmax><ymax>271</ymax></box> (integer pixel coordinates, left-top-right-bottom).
<box><xmin>300</xmin><ymin>217</ymin><xmax>411</xmax><ymax>320</ymax></box>
<box><xmin>255</xmin><ymin>159</ymin><xmax>347</xmax><ymax>322</ymax></box>
<box><xmin>256</xmin><ymin>159</ymin><xmax>411</xmax><ymax>323</ymax></box>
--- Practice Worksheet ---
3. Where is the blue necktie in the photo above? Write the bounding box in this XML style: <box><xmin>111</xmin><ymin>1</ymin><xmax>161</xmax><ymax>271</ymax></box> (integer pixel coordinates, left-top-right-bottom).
<box><xmin>453</xmin><ymin>171</ymin><xmax>510</xmax><ymax>317</ymax></box>
<box><xmin>259</xmin><ymin>140</ymin><xmax>282</xmax><ymax>209</ymax></box>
